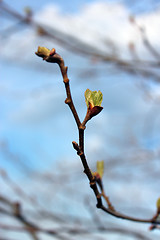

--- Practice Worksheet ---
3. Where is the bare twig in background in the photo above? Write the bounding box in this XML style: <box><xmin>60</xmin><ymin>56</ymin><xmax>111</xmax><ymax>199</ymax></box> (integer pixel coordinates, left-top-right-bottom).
<box><xmin>0</xmin><ymin>194</ymin><xmax>153</xmax><ymax>240</ymax></box>
<box><xmin>1</xmin><ymin>2</ymin><xmax>160</xmax><ymax>239</ymax></box>
<box><xmin>1</xmin><ymin>1</ymin><xmax>160</xmax><ymax>83</ymax></box>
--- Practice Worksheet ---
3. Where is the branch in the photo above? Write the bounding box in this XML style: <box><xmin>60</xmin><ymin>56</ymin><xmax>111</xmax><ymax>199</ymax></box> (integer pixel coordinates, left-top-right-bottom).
<box><xmin>0</xmin><ymin>196</ymin><xmax>39</xmax><ymax>240</ymax></box>
<box><xmin>0</xmin><ymin>223</ymin><xmax>153</xmax><ymax>240</ymax></box>
<box><xmin>35</xmin><ymin>47</ymin><xmax>160</xmax><ymax>226</ymax></box>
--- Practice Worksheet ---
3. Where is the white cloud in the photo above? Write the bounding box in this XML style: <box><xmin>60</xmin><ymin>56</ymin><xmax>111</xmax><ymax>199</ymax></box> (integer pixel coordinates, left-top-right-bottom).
<box><xmin>1</xmin><ymin>1</ymin><xmax>160</xmax><ymax>62</ymax></box>
<box><xmin>33</xmin><ymin>2</ymin><xmax>160</xmax><ymax>59</ymax></box>
<box><xmin>1</xmin><ymin>1</ymin><xmax>160</xmax><ymax>153</ymax></box>
<box><xmin>86</xmin><ymin>133</ymin><xmax>104</xmax><ymax>153</ymax></box>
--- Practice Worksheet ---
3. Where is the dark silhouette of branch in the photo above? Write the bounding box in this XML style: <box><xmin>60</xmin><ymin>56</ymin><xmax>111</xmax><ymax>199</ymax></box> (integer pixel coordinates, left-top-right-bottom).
<box><xmin>35</xmin><ymin>47</ymin><xmax>160</xmax><ymax>226</ymax></box>
<box><xmin>1</xmin><ymin>2</ymin><xmax>160</xmax><ymax>239</ymax></box>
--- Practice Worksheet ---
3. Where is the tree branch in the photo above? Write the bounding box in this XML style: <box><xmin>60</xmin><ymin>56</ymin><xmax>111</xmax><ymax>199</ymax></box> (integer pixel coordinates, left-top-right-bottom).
<box><xmin>35</xmin><ymin>47</ymin><xmax>160</xmax><ymax>227</ymax></box>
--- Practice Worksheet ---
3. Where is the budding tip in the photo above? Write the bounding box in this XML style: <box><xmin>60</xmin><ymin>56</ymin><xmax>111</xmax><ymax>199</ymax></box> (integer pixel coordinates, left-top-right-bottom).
<box><xmin>50</xmin><ymin>48</ymin><xmax>56</xmax><ymax>56</ymax></box>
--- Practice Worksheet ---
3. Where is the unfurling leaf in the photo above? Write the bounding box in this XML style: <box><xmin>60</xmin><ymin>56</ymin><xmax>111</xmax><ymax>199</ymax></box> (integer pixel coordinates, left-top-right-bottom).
<box><xmin>84</xmin><ymin>89</ymin><xmax>103</xmax><ymax>120</ymax></box>
<box><xmin>85</xmin><ymin>89</ymin><xmax>92</xmax><ymax>108</ymax></box>
<box><xmin>96</xmin><ymin>161</ymin><xmax>104</xmax><ymax>178</ymax></box>
<box><xmin>156</xmin><ymin>198</ymin><xmax>160</xmax><ymax>212</ymax></box>
<box><xmin>85</xmin><ymin>89</ymin><xmax>103</xmax><ymax>109</ymax></box>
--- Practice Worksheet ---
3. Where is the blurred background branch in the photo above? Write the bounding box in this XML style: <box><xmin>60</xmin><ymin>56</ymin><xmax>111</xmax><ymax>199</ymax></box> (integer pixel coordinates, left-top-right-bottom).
<box><xmin>1</xmin><ymin>0</ymin><xmax>160</xmax><ymax>239</ymax></box>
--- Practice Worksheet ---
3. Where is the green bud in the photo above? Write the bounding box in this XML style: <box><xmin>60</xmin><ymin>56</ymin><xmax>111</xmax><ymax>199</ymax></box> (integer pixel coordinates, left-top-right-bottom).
<box><xmin>35</xmin><ymin>46</ymin><xmax>50</xmax><ymax>59</ymax></box>
<box><xmin>97</xmin><ymin>160</ymin><xmax>104</xmax><ymax>178</ymax></box>
<box><xmin>85</xmin><ymin>89</ymin><xmax>103</xmax><ymax>109</ymax></box>
<box><xmin>84</xmin><ymin>89</ymin><xmax>103</xmax><ymax>120</ymax></box>
<box><xmin>156</xmin><ymin>198</ymin><xmax>160</xmax><ymax>212</ymax></box>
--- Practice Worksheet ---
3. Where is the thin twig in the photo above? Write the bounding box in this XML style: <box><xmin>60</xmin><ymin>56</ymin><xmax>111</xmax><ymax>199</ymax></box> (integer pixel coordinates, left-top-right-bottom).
<box><xmin>36</xmin><ymin>48</ymin><xmax>160</xmax><ymax>226</ymax></box>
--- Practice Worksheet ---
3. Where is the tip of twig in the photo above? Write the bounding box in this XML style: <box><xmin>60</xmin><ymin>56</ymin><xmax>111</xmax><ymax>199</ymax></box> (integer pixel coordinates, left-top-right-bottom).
<box><xmin>49</xmin><ymin>48</ymin><xmax>56</xmax><ymax>56</ymax></box>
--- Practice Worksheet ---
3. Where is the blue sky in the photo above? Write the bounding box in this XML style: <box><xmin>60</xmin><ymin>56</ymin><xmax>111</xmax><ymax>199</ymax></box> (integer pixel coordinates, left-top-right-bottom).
<box><xmin>3</xmin><ymin>0</ymin><xmax>160</xmax><ymax>14</ymax></box>
<box><xmin>1</xmin><ymin>1</ymin><xmax>160</xmax><ymax>240</ymax></box>
<box><xmin>4</xmin><ymin>0</ymin><xmax>98</xmax><ymax>13</ymax></box>
<box><xmin>1</xmin><ymin>0</ymin><xmax>160</xmax><ymax>176</ymax></box>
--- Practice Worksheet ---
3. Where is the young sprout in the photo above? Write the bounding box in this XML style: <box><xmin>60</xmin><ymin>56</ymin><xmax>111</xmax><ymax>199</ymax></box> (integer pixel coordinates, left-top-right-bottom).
<box><xmin>84</xmin><ymin>89</ymin><xmax>103</xmax><ymax>121</ymax></box>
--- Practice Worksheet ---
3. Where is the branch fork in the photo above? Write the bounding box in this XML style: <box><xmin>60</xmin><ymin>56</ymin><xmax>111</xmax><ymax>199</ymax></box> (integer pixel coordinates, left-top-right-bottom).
<box><xmin>36</xmin><ymin>46</ymin><xmax>160</xmax><ymax>228</ymax></box>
